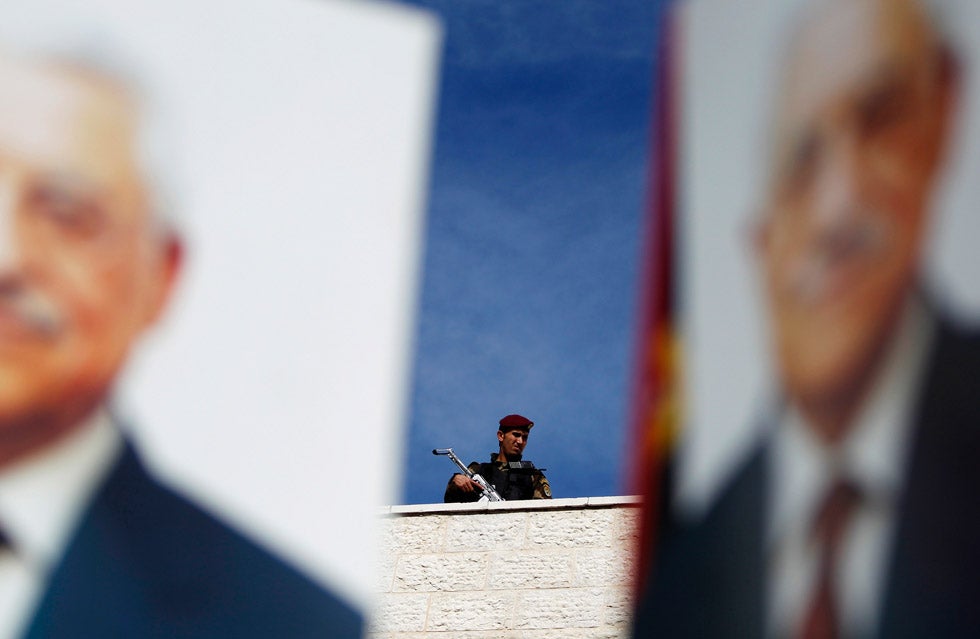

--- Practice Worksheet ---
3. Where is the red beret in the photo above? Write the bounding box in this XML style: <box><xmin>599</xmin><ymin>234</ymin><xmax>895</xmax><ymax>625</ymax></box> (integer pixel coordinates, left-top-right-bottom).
<box><xmin>499</xmin><ymin>414</ymin><xmax>534</xmax><ymax>431</ymax></box>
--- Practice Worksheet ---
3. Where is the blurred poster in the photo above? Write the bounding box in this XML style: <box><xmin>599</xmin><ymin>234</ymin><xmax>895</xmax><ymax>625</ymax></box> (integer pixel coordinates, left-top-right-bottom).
<box><xmin>634</xmin><ymin>0</ymin><xmax>980</xmax><ymax>637</ymax></box>
<box><xmin>0</xmin><ymin>0</ymin><xmax>439</xmax><ymax>633</ymax></box>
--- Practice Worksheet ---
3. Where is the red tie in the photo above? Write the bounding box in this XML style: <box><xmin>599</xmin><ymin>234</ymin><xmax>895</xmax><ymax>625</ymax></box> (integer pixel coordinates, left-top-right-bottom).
<box><xmin>797</xmin><ymin>479</ymin><xmax>860</xmax><ymax>639</ymax></box>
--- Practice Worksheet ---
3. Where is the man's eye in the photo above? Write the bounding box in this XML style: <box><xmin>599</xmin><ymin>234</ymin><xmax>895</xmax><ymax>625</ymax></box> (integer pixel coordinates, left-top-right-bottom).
<box><xmin>28</xmin><ymin>186</ymin><xmax>106</xmax><ymax>236</ymax></box>
<box><xmin>781</xmin><ymin>131</ymin><xmax>821</xmax><ymax>197</ymax></box>
<box><xmin>858</xmin><ymin>77</ymin><xmax>911</xmax><ymax>137</ymax></box>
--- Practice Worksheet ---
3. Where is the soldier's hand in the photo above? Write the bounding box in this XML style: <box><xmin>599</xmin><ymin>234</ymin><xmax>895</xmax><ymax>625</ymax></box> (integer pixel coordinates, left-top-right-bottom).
<box><xmin>451</xmin><ymin>474</ymin><xmax>480</xmax><ymax>492</ymax></box>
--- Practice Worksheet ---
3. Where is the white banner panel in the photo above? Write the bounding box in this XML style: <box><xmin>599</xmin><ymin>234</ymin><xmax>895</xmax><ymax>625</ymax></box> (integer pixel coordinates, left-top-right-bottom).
<box><xmin>1</xmin><ymin>0</ymin><xmax>440</xmax><ymax>609</ymax></box>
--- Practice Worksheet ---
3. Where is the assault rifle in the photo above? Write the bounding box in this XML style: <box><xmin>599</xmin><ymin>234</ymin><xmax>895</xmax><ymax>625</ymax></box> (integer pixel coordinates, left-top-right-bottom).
<box><xmin>432</xmin><ymin>448</ymin><xmax>505</xmax><ymax>502</ymax></box>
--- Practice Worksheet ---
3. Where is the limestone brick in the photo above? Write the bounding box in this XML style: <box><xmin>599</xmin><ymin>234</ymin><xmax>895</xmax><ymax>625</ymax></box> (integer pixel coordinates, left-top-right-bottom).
<box><xmin>486</xmin><ymin>551</ymin><xmax>574</xmax><ymax>589</ymax></box>
<box><xmin>575</xmin><ymin>547</ymin><xmax>634</xmax><ymax>587</ymax></box>
<box><xmin>520</xmin><ymin>629</ymin><xmax>624</xmax><ymax>639</ymax></box>
<box><xmin>443</xmin><ymin>511</ymin><xmax>528</xmax><ymax>551</ymax></box>
<box><xmin>371</xmin><ymin>592</ymin><xmax>429</xmax><ymax>633</ymax></box>
<box><xmin>515</xmin><ymin>587</ymin><xmax>606</xmax><ymax>629</ymax></box>
<box><xmin>426</xmin><ymin>591</ymin><xmax>518</xmax><ymax>631</ymax></box>
<box><xmin>525</xmin><ymin>508</ymin><xmax>614</xmax><ymax>548</ymax></box>
<box><xmin>394</xmin><ymin>552</ymin><xmax>489</xmax><ymax>592</ymax></box>
<box><xmin>377</xmin><ymin>632</ymin><xmax>522</xmax><ymax>639</ymax></box>
<box><xmin>612</xmin><ymin>507</ymin><xmax>642</xmax><ymax>546</ymax></box>
<box><xmin>375</xmin><ymin>552</ymin><xmax>396</xmax><ymax>593</ymax></box>
<box><xmin>384</xmin><ymin>514</ymin><xmax>446</xmax><ymax>553</ymax></box>
<box><xmin>602</xmin><ymin>586</ymin><xmax>634</xmax><ymax>628</ymax></box>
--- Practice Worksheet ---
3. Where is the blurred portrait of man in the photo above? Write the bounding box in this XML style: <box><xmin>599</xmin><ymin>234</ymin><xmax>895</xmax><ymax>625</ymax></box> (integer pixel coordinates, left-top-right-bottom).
<box><xmin>635</xmin><ymin>0</ymin><xmax>980</xmax><ymax>637</ymax></box>
<box><xmin>0</xmin><ymin>26</ymin><xmax>369</xmax><ymax>639</ymax></box>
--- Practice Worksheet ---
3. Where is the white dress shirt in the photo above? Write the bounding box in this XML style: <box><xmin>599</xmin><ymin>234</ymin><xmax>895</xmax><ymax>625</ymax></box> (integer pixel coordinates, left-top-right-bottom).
<box><xmin>767</xmin><ymin>297</ymin><xmax>934</xmax><ymax>638</ymax></box>
<box><xmin>0</xmin><ymin>411</ymin><xmax>121</xmax><ymax>639</ymax></box>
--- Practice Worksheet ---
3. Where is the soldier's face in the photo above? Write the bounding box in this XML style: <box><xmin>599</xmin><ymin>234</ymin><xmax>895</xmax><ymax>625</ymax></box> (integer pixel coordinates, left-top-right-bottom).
<box><xmin>755</xmin><ymin>0</ymin><xmax>954</xmax><ymax>423</ymax></box>
<box><xmin>0</xmin><ymin>55</ymin><xmax>179</xmax><ymax>438</ymax></box>
<box><xmin>498</xmin><ymin>428</ymin><xmax>528</xmax><ymax>459</ymax></box>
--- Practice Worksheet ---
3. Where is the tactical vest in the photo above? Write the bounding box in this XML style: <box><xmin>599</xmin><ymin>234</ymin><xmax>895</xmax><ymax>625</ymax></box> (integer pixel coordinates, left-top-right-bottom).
<box><xmin>479</xmin><ymin>460</ymin><xmax>544</xmax><ymax>500</ymax></box>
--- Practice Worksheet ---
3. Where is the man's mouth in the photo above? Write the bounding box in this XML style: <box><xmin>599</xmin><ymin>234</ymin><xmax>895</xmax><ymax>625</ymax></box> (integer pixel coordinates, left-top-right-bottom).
<box><xmin>0</xmin><ymin>292</ymin><xmax>64</xmax><ymax>340</ymax></box>
<box><xmin>783</xmin><ymin>217</ymin><xmax>887</xmax><ymax>306</ymax></box>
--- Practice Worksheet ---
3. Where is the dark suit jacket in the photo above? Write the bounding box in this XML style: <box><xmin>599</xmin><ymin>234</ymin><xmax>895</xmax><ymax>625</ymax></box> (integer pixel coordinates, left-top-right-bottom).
<box><xmin>634</xmin><ymin>318</ymin><xmax>980</xmax><ymax>638</ymax></box>
<box><xmin>22</xmin><ymin>443</ymin><xmax>362</xmax><ymax>638</ymax></box>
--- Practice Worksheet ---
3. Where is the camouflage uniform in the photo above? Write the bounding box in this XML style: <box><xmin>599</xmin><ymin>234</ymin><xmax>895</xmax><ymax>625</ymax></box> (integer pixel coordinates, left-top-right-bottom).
<box><xmin>444</xmin><ymin>454</ymin><xmax>552</xmax><ymax>503</ymax></box>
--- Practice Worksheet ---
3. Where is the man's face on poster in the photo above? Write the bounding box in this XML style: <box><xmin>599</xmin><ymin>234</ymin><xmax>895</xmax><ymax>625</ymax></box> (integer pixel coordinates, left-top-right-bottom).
<box><xmin>755</xmin><ymin>0</ymin><xmax>956</xmax><ymax>430</ymax></box>
<box><xmin>0</xmin><ymin>53</ymin><xmax>177</xmax><ymax>441</ymax></box>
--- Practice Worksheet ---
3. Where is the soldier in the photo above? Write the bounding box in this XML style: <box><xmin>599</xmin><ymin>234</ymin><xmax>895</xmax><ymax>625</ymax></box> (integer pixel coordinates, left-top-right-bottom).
<box><xmin>444</xmin><ymin>414</ymin><xmax>552</xmax><ymax>502</ymax></box>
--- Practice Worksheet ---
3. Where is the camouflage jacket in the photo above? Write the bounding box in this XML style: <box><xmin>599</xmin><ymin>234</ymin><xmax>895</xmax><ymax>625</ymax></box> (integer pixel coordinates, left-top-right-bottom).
<box><xmin>443</xmin><ymin>453</ymin><xmax>552</xmax><ymax>503</ymax></box>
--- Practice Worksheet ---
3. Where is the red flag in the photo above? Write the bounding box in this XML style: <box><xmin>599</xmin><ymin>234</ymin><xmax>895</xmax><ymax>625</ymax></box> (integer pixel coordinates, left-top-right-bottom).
<box><xmin>629</xmin><ymin>5</ymin><xmax>680</xmax><ymax>602</ymax></box>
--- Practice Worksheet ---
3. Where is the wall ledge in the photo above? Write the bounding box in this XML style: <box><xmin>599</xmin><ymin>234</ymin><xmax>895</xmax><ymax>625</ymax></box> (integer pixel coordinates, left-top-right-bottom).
<box><xmin>379</xmin><ymin>494</ymin><xmax>642</xmax><ymax>516</ymax></box>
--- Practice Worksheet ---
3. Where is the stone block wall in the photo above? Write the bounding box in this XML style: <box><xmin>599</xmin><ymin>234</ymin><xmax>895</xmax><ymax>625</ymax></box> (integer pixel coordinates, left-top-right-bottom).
<box><xmin>372</xmin><ymin>496</ymin><xmax>641</xmax><ymax>638</ymax></box>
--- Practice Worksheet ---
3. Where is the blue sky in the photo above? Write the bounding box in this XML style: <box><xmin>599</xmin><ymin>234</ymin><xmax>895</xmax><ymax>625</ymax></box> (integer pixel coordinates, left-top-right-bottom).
<box><xmin>397</xmin><ymin>0</ymin><xmax>667</xmax><ymax>504</ymax></box>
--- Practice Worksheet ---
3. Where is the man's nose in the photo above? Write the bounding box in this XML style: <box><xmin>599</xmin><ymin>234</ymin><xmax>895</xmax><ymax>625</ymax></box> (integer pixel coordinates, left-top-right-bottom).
<box><xmin>0</xmin><ymin>174</ymin><xmax>28</xmax><ymax>279</ymax></box>
<box><xmin>0</xmin><ymin>181</ymin><xmax>23</xmax><ymax>274</ymax></box>
<box><xmin>813</xmin><ymin>135</ymin><xmax>864</xmax><ymax>229</ymax></box>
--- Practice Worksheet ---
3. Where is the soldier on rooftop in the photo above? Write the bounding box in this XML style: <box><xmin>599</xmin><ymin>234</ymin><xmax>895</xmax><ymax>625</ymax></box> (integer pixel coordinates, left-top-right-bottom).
<box><xmin>443</xmin><ymin>414</ymin><xmax>552</xmax><ymax>502</ymax></box>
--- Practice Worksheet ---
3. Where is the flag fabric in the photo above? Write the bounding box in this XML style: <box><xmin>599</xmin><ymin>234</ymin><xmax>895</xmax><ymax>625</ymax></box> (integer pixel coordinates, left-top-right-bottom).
<box><xmin>629</xmin><ymin>3</ymin><xmax>680</xmax><ymax>607</ymax></box>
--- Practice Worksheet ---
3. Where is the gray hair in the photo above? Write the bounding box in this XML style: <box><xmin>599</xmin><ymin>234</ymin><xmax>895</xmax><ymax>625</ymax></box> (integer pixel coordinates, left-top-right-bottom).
<box><xmin>762</xmin><ymin>0</ymin><xmax>959</xmax><ymax>198</ymax></box>
<box><xmin>0</xmin><ymin>3</ymin><xmax>182</xmax><ymax>235</ymax></box>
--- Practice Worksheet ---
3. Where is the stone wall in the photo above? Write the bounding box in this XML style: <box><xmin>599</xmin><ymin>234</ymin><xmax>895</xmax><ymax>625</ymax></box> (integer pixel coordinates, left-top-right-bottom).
<box><xmin>372</xmin><ymin>496</ymin><xmax>641</xmax><ymax>638</ymax></box>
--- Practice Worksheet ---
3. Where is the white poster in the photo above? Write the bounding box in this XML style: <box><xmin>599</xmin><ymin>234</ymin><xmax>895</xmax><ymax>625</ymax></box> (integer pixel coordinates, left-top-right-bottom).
<box><xmin>0</xmin><ymin>0</ymin><xmax>440</xmax><ymax>612</ymax></box>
